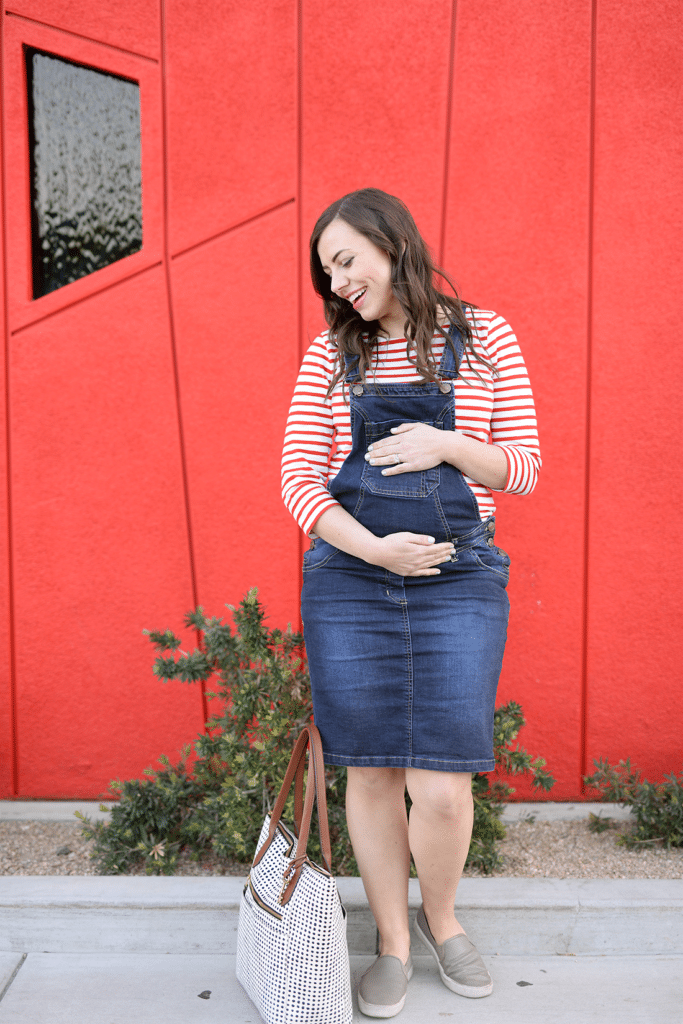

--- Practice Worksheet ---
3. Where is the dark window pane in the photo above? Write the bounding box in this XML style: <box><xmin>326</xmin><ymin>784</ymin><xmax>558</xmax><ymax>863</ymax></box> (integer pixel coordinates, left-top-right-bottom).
<box><xmin>27</xmin><ymin>49</ymin><xmax>142</xmax><ymax>298</ymax></box>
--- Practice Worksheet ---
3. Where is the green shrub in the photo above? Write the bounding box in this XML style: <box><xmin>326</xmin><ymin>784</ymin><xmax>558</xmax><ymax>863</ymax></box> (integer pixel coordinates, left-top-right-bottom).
<box><xmin>584</xmin><ymin>758</ymin><xmax>683</xmax><ymax>849</ymax></box>
<box><xmin>77</xmin><ymin>750</ymin><xmax>204</xmax><ymax>875</ymax></box>
<box><xmin>78</xmin><ymin>589</ymin><xmax>554</xmax><ymax>875</ymax></box>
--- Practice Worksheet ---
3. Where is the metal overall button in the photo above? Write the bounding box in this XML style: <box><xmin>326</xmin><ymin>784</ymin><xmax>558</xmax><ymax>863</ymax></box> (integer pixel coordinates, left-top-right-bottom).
<box><xmin>487</xmin><ymin>536</ymin><xmax>496</xmax><ymax>547</ymax></box>
<box><xmin>486</xmin><ymin>521</ymin><xmax>495</xmax><ymax>532</ymax></box>
<box><xmin>438</xmin><ymin>381</ymin><xmax>452</xmax><ymax>393</ymax></box>
<box><xmin>352</xmin><ymin>384</ymin><xmax>364</xmax><ymax>396</ymax></box>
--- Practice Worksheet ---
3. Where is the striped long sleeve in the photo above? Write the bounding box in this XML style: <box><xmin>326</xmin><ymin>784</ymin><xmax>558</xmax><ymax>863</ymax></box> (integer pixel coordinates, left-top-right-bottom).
<box><xmin>281</xmin><ymin>309</ymin><xmax>541</xmax><ymax>535</ymax></box>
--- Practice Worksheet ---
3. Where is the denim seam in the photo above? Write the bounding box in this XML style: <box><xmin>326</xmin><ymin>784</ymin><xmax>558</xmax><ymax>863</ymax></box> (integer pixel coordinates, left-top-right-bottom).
<box><xmin>471</xmin><ymin>553</ymin><xmax>509</xmax><ymax>580</ymax></box>
<box><xmin>432</xmin><ymin>488</ymin><xmax>452</xmax><ymax>540</ymax></box>
<box><xmin>302</xmin><ymin>549</ymin><xmax>339</xmax><ymax>572</ymax></box>
<box><xmin>361</xmin><ymin>474</ymin><xmax>440</xmax><ymax>498</ymax></box>
<box><xmin>320</xmin><ymin>753</ymin><xmax>495</xmax><ymax>772</ymax></box>
<box><xmin>401</xmin><ymin>594</ymin><xmax>413</xmax><ymax>760</ymax></box>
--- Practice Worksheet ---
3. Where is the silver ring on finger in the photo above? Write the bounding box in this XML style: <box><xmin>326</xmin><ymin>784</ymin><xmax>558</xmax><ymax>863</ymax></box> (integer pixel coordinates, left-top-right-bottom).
<box><xmin>394</xmin><ymin>453</ymin><xmax>401</xmax><ymax>464</ymax></box>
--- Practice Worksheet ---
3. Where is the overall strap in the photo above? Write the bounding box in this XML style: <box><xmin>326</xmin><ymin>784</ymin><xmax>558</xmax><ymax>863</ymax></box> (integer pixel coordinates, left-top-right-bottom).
<box><xmin>342</xmin><ymin>324</ymin><xmax>465</xmax><ymax>384</ymax></box>
<box><xmin>342</xmin><ymin>351</ymin><xmax>361</xmax><ymax>383</ymax></box>
<box><xmin>438</xmin><ymin>324</ymin><xmax>465</xmax><ymax>380</ymax></box>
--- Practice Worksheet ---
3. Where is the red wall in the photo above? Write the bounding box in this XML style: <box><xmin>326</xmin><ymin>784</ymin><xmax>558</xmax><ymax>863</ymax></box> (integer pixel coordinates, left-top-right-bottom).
<box><xmin>586</xmin><ymin>0</ymin><xmax>683</xmax><ymax>779</ymax></box>
<box><xmin>1</xmin><ymin>0</ymin><xmax>681</xmax><ymax>800</ymax></box>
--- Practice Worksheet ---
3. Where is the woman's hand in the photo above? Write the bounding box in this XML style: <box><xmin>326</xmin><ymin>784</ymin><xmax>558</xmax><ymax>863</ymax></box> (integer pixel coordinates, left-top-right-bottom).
<box><xmin>365</xmin><ymin>422</ymin><xmax>448</xmax><ymax>475</ymax></box>
<box><xmin>367</xmin><ymin>532</ymin><xmax>454</xmax><ymax>576</ymax></box>
<box><xmin>310</xmin><ymin>505</ymin><xmax>453</xmax><ymax>576</ymax></box>
<box><xmin>365</xmin><ymin>421</ymin><xmax>509</xmax><ymax>490</ymax></box>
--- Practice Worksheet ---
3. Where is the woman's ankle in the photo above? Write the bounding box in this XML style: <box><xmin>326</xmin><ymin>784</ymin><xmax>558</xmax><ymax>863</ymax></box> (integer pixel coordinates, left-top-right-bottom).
<box><xmin>378</xmin><ymin>934</ymin><xmax>412</xmax><ymax>964</ymax></box>
<box><xmin>421</xmin><ymin>906</ymin><xmax>466</xmax><ymax>945</ymax></box>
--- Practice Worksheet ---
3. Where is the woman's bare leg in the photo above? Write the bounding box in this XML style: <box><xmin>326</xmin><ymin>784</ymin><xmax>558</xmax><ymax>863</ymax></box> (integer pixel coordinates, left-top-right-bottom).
<box><xmin>346</xmin><ymin>766</ymin><xmax>412</xmax><ymax>962</ymax></box>
<box><xmin>405</xmin><ymin>768</ymin><xmax>473</xmax><ymax>944</ymax></box>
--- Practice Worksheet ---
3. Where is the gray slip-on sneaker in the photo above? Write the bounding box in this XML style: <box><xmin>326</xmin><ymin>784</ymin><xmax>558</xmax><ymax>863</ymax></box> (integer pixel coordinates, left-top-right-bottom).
<box><xmin>414</xmin><ymin>905</ymin><xmax>493</xmax><ymax>998</ymax></box>
<box><xmin>357</xmin><ymin>953</ymin><xmax>414</xmax><ymax>1018</ymax></box>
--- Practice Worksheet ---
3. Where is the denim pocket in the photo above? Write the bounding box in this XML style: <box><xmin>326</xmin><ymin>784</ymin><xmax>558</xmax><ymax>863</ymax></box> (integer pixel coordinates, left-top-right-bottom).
<box><xmin>361</xmin><ymin>419</ymin><xmax>441</xmax><ymax>498</ymax></box>
<box><xmin>302</xmin><ymin>537</ymin><xmax>339</xmax><ymax>572</ymax></box>
<box><xmin>472</xmin><ymin>543</ymin><xmax>511</xmax><ymax>580</ymax></box>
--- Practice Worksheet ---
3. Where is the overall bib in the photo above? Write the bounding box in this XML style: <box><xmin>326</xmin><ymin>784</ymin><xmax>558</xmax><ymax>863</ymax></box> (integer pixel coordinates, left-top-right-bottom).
<box><xmin>301</xmin><ymin>330</ymin><xmax>510</xmax><ymax>773</ymax></box>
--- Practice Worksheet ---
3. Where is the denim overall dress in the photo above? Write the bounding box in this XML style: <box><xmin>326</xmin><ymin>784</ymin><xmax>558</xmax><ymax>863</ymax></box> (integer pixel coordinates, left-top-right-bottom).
<box><xmin>301</xmin><ymin>330</ymin><xmax>510</xmax><ymax>773</ymax></box>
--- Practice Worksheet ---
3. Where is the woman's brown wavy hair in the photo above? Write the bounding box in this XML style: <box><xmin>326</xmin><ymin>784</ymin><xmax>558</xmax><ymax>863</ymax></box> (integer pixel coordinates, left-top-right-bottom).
<box><xmin>310</xmin><ymin>187</ymin><xmax>487</xmax><ymax>391</ymax></box>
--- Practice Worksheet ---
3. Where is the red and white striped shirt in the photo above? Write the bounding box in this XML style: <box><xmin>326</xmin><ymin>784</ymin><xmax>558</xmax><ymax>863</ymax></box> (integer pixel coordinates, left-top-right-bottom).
<box><xmin>282</xmin><ymin>309</ymin><xmax>541</xmax><ymax>536</ymax></box>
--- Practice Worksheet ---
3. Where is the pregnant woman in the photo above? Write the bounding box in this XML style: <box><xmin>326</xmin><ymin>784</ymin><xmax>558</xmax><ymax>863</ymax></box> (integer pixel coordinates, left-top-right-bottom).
<box><xmin>281</xmin><ymin>187</ymin><xmax>540</xmax><ymax>1018</ymax></box>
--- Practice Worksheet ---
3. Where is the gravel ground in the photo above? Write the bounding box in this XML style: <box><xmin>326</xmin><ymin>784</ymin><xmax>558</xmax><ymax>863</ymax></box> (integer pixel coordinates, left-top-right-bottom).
<box><xmin>474</xmin><ymin>819</ymin><xmax>683</xmax><ymax>879</ymax></box>
<box><xmin>1</xmin><ymin>818</ymin><xmax>681</xmax><ymax>878</ymax></box>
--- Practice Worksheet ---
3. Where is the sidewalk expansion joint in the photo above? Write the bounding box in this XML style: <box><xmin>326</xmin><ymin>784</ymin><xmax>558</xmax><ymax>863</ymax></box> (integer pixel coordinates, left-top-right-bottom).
<box><xmin>0</xmin><ymin>953</ymin><xmax>26</xmax><ymax>1004</ymax></box>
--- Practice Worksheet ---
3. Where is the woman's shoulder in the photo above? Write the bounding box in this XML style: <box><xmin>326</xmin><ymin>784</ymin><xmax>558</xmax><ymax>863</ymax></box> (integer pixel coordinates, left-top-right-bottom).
<box><xmin>464</xmin><ymin>306</ymin><xmax>503</xmax><ymax>327</ymax></box>
<box><xmin>298</xmin><ymin>330</ymin><xmax>337</xmax><ymax>381</ymax></box>
<box><xmin>303</xmin><ymin>328</ymin><xmax>335</xmax><ymax>359</ymax></box>
<box><xmin>465</xmin><ymin>307</ymin><xmax>518</xmax><ymax>345</ymax></box>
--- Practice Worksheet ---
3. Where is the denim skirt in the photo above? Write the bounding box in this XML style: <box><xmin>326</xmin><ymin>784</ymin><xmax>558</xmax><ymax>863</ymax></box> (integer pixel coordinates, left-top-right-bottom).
<box><xmin>301</xmin><ymin>521</ymin><xmax>510</xmax><ymax>774</ymax></box>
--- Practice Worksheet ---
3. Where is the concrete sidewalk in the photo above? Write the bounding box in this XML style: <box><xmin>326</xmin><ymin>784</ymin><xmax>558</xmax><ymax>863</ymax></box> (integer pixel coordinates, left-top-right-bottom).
<box><xmin>1</xmin><ymin>950</ymin><xmax>679</xmax><ymax>1024</ymax></box>
<box><xmin>0</xmin><ymin>876</ymin><xmax>681</xmax><ymax>1023</ymax></box>
<box><xmin>1</xmin><ymin>803</ymin><xmax>680</xmax><ymax>1022</ymax></box>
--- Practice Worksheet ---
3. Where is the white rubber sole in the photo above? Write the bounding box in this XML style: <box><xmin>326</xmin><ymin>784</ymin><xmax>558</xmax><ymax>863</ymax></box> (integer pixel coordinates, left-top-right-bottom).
<box><xmin>357</xmin><ymin>992</ymin><xmax>407</xmax><ymax>1018</ymax></box>
<box><xmin>357</xmin><ymin>961</ymin><xmax>414</xmax><ymax>1018</ymax></box>
<box><xmin>413</xmin><ymin>917</ymin><xmax>493</xmax><ymax>998</ymax></box>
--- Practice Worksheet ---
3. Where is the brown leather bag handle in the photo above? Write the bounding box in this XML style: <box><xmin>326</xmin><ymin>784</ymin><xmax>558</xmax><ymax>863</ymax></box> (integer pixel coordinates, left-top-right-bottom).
<box><xmin>289</xmin><ymin>723</ymin><xmax>331</xmax><ymax>871</ymax></box>
<box><xmin>293</xmin><ymin>750</ymin><xmax>305</xmax><ymax>835</ymax></box>
<box><xmin>252</xmin><ymin>724</ymin><xmax>332</xmax><ymax>903</ymax></box>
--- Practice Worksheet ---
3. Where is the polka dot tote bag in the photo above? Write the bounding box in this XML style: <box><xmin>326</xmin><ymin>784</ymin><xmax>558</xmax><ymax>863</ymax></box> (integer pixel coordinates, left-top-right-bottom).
<box><xmin>236</xmin><ymin>723</ymin><xmax>353</xmax><ymax>1024</ymax></box>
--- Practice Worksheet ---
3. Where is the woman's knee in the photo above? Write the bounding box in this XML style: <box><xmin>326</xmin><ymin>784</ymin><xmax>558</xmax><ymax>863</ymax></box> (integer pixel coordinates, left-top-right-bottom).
<box><xmin>406</xmin><ymin>769</ymin><xmax>473</xmax><ymax>820</ymax></box>
<box><xmin>347</xmin><ymin>766</ymin><xmax>406</xmax><ymax>797</ymax></box>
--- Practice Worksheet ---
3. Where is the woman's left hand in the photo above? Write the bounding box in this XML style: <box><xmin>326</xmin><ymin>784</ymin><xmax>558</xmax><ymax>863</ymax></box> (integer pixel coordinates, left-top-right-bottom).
<box><xmin>365</xmin><ymin>422</ymin><xmax>449</xmax><ymax>475</ymax></box>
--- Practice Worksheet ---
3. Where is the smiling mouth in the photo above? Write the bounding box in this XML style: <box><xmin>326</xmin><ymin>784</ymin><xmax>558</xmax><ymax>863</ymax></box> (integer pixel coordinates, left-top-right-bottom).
<box><xmin>349</xmin><ymin>288</ymin><xmax>367</xmax><ymax>308</ymax></box>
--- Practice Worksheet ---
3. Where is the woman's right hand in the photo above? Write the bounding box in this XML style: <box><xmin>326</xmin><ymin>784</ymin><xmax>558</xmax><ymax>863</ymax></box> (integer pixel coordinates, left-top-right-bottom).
<box><xmin>310</xmin><ymin>506</ymin><xmax>454</xmax><ymax>576</ymax></box>
<box><xmin>367</xmin><ymin>533</ymin><xmax>455</xmax><ymax>576</ymax></box>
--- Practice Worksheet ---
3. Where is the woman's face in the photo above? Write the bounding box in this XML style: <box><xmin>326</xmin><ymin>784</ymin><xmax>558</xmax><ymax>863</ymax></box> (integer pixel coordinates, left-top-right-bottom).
<box><xmin>317</xmin><ymin>219</ymin><xmax>404</xmax><ymax>334</ymax></box>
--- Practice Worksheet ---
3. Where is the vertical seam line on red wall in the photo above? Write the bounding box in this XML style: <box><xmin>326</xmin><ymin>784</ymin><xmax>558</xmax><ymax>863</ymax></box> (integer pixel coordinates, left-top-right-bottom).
<box><xmin>439</xmin><ymin>0</ymin><xmax>458</xmax><ymax>267</ymax></box>
<box><xmin>296</xmin><ymin>0</ymin><xmax>304</xmax><ymax>369</ymax></box>
<box><xmin>295</xmin><ymin>0</ymin><xmax>304</xmax><ymax>621</ymax></box>
<box><xmin>581</xmin><ymin>0</ymin><xmax>598</xmax><ymax>791</ymax></box>
<box><xmin>1</xmin><ymin>3</ymin><xmax>20</xmax><ymax>795</ymax></box>
<box><xmin>159</xmin><ymin>0</ymin><xmax>207</xmax><ymax>724</ymax></box>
